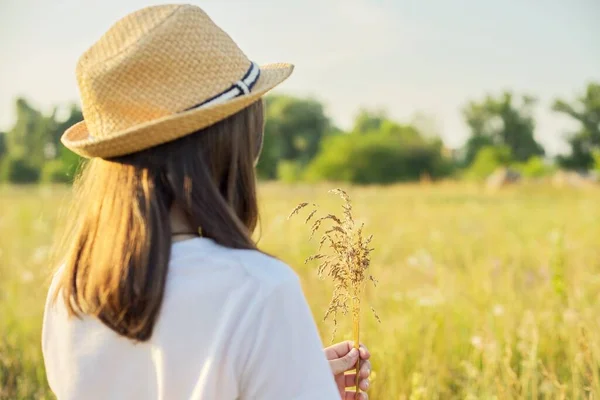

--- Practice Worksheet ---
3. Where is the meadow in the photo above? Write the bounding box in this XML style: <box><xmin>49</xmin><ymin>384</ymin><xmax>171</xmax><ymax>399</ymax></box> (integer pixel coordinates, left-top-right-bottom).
<box><xmin>1</xmin><ymin>182</ymin><xmax>600</xmax><ymax>399</ymax></box>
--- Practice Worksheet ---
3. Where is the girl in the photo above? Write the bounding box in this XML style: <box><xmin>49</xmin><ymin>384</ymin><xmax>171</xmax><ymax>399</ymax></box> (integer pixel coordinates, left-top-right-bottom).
<box><xmin>42</xmin><ymin>4</ymin><xmax>371</xmax><ymax>400</ymax></box>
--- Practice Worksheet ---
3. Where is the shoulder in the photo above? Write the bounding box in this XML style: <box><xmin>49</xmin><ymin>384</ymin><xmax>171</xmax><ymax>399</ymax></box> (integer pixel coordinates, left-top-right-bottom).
<box><xmin>170</xmin><ymin>237</ymin><xmax>299</xmax><ymax>293</ymax></box>
<box><xmin>231</xmin><ymin>247</ymin><xmax>299</xmax><ymax>289</ymax></box>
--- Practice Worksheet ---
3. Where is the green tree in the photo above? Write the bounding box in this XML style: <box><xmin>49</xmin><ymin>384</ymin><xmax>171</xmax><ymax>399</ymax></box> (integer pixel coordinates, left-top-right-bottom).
<box><xmin>256</xmin><ymin>95</ymin><xmax>330</xmax><ymax>179</ymax></box>
<box><xmin>53</xmin><ymin>104</ymin><xmax>83</xmax><ymax>143</ymax></box>
<box><xmin>462</xmin><ymin>135</ymin><xmax>494</xmax><ymax>167</ymax></box>
<box><xmin>553</xmin><ymin>82</ymin><xmax>600</xmax><ymax>171</ymax></box>
<box><xmin>6</xmin><ymin>98</ymin><xmax>57</xmax><ymax>170</ymax></box>
<box><xmin>593</xmin><ymin>150</ymin><xmax>600</xmax><ymax>175</ymax></box>
<box><xmin>41</xmin><ymin>160</ymin><xmax>73</xmax><ymax>183</ymax></box>
<box><xmin>53</xmin><ymin>105</ymin><xmax>84</xmax><ymax>180</ymax></box>
<box><xmin>352</xmin><ymin>108</ymin><xmax>387</xmax><ymax>134</ymax></box>
<box><xmin>377</xmin><ymin>119</ymin><xmax>421</xmax><ymax>142</ymax></box>
<box><xmin>350</xmin><ymin>110</ymin><xmax>422</xmax><ymax>141</ymax></box>
<box><xmin>1</xmin><ymin>99</ymin><xmax>84</xmax><ymax>184</ymax></box>
<box><xmin>466</xmin><ymin>145</ymin><xmax>513</xmax><ymax>180</ymax></box>
<box><xmin>0</xmin><ymin>156</ymin><xmax>40</xmax><ymax>183</ymax></box>
<box><xmin>0</xmin><ymin>132</ymin><xmax>6</xmax><ymax>162</ymax></box>
<box><xmin>463</xmin><ymin>92</ymin><xmax>544</xmax><ymax>164</ymax></box>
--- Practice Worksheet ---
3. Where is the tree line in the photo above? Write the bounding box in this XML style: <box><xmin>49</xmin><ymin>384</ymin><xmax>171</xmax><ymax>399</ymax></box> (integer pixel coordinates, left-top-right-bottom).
<box><xmin>0</xmin><ymin>82</ymin><xmax>598</xmax><ymax>184</ymax></box>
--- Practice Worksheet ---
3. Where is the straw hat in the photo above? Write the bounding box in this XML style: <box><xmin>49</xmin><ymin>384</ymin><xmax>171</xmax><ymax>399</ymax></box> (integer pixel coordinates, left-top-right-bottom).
<box><xmin>61</xmin><ymin>4</ymin><xmax>294</xmax><ymax>158</ymax></box>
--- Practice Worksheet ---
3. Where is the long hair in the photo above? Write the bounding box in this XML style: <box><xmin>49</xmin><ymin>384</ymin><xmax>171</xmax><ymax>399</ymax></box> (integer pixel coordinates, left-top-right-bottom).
<box><xmin>52</xmin><ymin>100</ymin><xmax>264</xmax><ymax>341</ymax></box>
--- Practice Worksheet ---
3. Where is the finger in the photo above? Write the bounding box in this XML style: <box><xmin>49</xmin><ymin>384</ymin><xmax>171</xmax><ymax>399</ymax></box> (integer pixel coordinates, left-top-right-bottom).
<box><xmin>343</xmin><ymin>375</ymin><xmax>370</xmax><ymax>390</ymax></box>
<box><xmin>348</xmin><ymin>342</ymin><xmax>371</xmax><ymax>360</ymax></box>
<box><xmin>344</xmin><ymin>374</ymin><xmax>357</xmax><ymax>388</ymax></box>
<box><xmin>324</xmin><ymin>341</ymin><xmax>353</xmax><ymax>360</ymax></box>
<box><xmin>358</xmin><ymin>344</ymin><xmax>370</xmax><ymax>360</ymax></box>
<box><xmin>345</xmin><ymin>391</ymin><xmax>368</xmax><ymax>400</ymax></box>
<box><xmin>329</xmin><ymin>348</ymin><xmax>359</xmax><ymax>375</ymax></box>
<box><xmin>359</xmin><ymin>377</ymin><xmax>370</xmax><ymax>392</ymax></box>
<box><xmin>359</xmin><ymin>360</ymin><xmax>371</xmax><ymax>378</ymax></box>
<box><xmin>343</xmin><ymin>365</ymin><xmax>370</xmax><ymax>386</ymax></box>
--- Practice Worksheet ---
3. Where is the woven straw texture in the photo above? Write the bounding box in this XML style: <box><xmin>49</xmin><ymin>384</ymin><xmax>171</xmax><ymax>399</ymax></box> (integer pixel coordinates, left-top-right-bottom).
<box><xmin>62</xmin><ymin>4</ymin><xmax>293</xmax><ymax>158</ymax></box>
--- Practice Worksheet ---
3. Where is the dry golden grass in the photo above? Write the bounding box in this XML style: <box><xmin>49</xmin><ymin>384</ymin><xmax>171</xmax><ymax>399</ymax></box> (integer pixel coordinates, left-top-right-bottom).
<box><xmin>289</xmin><ymin>189</ymin><xmax>379</xmax><ymax>392</ymax></box>
<box><xmin>2</xmin><ymin>182</ymin><xmax>600</xmax><ymax>399</ymax></box>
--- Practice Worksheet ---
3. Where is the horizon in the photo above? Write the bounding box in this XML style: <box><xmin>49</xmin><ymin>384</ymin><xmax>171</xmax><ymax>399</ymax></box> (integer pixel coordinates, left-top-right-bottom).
<box><xmin>1</xmin><ymin>0</ymin><xmax>598</xmax><ymax>155</ymax></box>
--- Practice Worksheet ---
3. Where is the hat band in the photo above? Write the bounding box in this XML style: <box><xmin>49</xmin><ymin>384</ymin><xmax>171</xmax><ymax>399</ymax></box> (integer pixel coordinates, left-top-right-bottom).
<box><xmin>186</xmin><ymin>61</ymin><xmax>260</xmax><ymax>111</ymax></box>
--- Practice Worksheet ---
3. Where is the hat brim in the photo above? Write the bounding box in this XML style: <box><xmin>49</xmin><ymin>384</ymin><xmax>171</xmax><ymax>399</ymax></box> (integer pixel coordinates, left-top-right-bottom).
<box><xmin>61</xmin><ymin>63</ymin><xmax>294</xmax><ymax>159</ymax></box>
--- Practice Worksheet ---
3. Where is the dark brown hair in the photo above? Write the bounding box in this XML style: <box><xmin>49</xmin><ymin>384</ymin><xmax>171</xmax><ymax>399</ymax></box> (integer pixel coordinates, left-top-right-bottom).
<box><xmin>53</xmin><ymin>100</ymin><xmax>264</xmax><ymax>341</ymax></box>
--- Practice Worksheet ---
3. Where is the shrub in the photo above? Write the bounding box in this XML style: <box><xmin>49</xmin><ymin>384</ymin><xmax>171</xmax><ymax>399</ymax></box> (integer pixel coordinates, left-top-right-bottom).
<box><xmin>516</xmin><ymin>156</ymin><xmax>556</xmax><ymax>178</ymax></box>
<box><xmin>304</xmin><ymin>133</ymin><xmax>450</xmax><ymax>184</ymax></box>
<box><xmin>466</xmin><ymin>145</ymin><xmax>512</xmax><ymax>180</ymax></box>
<box><xmin>593</xmin><ymin>150</ymin><xmax>600</xmax><ymax>174</ymax></box>
<box><xmin>0</xmin><ymin>157</ymin><xmax>39</xmax><ymax>183</ymax></box>
<box><xmin>40</xmin><ymin>160</ymin><xmax>73</xmax><ymax>183</ymax></box>
<box><xmin>277</xmin><ymin>161</ymin><xmax>304</xmax><ymax>183</ymax></box>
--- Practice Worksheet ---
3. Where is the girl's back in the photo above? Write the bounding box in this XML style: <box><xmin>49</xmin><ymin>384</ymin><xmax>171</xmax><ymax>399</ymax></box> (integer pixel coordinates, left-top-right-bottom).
<box><xmin>43</xmin><ymin>237</ymin><xmax>337</xmax><ymax>399</ymax></box>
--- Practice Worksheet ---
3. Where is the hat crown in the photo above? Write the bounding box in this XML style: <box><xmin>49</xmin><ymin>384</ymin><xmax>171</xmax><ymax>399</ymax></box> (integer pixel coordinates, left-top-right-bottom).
<box><xmin>76</xmin><ymin>4</ymin><xmax>251</xmax><ymax>138</ymax></box>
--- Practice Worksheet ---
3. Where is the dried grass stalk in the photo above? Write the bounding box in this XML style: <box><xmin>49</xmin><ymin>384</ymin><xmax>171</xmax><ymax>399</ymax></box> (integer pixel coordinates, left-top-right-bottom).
<box><xmin>289</xmin><ymin>189</ymin><xmax>378</xmax><ymax>393</ymax></box>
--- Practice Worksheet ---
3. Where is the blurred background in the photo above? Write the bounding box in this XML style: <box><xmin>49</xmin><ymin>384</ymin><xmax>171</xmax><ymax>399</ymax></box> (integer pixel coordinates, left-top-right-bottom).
<box><xmin>0</xmin><ymin>1</ymin><xmax>599</xmax><ymax>399</ymax></box>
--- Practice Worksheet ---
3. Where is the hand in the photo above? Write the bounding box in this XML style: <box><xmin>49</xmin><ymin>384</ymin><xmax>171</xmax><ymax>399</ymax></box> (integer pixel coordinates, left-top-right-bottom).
<box><xmin>325</xmin><ymin>341</ymin><xmax>371</xmax><ymax>400</ymax></box>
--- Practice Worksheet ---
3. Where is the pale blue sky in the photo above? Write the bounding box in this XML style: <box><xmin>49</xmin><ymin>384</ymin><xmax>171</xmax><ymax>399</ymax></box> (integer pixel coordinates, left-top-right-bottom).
<box><xmin>0</xmin><ymin>0</ymin><xmax>598</xmax><ymax>154</ymax></box>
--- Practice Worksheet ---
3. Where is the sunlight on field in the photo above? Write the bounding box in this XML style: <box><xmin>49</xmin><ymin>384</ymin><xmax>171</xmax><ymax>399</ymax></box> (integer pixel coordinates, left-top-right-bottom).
<box><xmin>1</xmin><ymin>183</ymin><xmax>600</xmax><ymax>399</ymax></box>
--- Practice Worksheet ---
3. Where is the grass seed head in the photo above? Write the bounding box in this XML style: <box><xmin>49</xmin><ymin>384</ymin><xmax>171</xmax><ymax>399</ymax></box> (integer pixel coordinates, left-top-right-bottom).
<box><xmin>288</xmin><ymin>202</ymin><xmax>309</xmax><ymax>220</ymax></box>
<box><xmin>289</xmin><ymin>189</ymin><xmax>379</xmax><ymax>341</ymax></box>
<box><xmin>305</xmin><ymin>209</ymin><xmax>318</xmax><ymax>224</ymax></box>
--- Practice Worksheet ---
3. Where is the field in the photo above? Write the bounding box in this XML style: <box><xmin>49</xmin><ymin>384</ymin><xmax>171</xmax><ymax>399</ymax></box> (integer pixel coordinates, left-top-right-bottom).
<box><xmin>1</xmin><ymin>183</ymin><xmax>600</xmax><ymax>399</ymax></box>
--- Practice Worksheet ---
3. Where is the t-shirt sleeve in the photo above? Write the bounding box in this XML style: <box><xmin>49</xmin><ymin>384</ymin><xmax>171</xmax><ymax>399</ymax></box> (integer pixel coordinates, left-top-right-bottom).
<box><xmin>237</xmin><ymin>275</ymin><xmax>339</xmax><ymax>400</ymax></box>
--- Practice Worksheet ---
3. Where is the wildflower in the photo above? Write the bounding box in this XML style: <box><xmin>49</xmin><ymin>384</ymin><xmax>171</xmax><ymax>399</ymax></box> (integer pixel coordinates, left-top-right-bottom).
<box><xmin>471</xmin><ymin>335</ymin><xmax>483</xmax><ymax>350</ymax></box>
<box><xmin>493</xmin><ymin>304</ymin><xmax>505</xmax><ymax>316</ymax></box>
<box><xmin>21</xmin><ymin>270</ymin><xmax>34</xmax><ymax>283</ymax></box>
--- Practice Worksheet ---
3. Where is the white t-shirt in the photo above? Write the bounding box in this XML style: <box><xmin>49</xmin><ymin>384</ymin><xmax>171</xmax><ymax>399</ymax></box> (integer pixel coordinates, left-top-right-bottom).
<box><xmin>42</xmin><ymin>237</ymin><xmax>339</xmax><ymax>399</ymax></box>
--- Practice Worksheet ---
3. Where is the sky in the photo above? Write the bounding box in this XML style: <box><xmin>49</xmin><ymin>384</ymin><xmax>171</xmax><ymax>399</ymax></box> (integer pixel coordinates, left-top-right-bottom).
<box><xmin>0</xmin><ymin>0</ymin><xmax>598</xmax><ymax>155</ymax></box>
